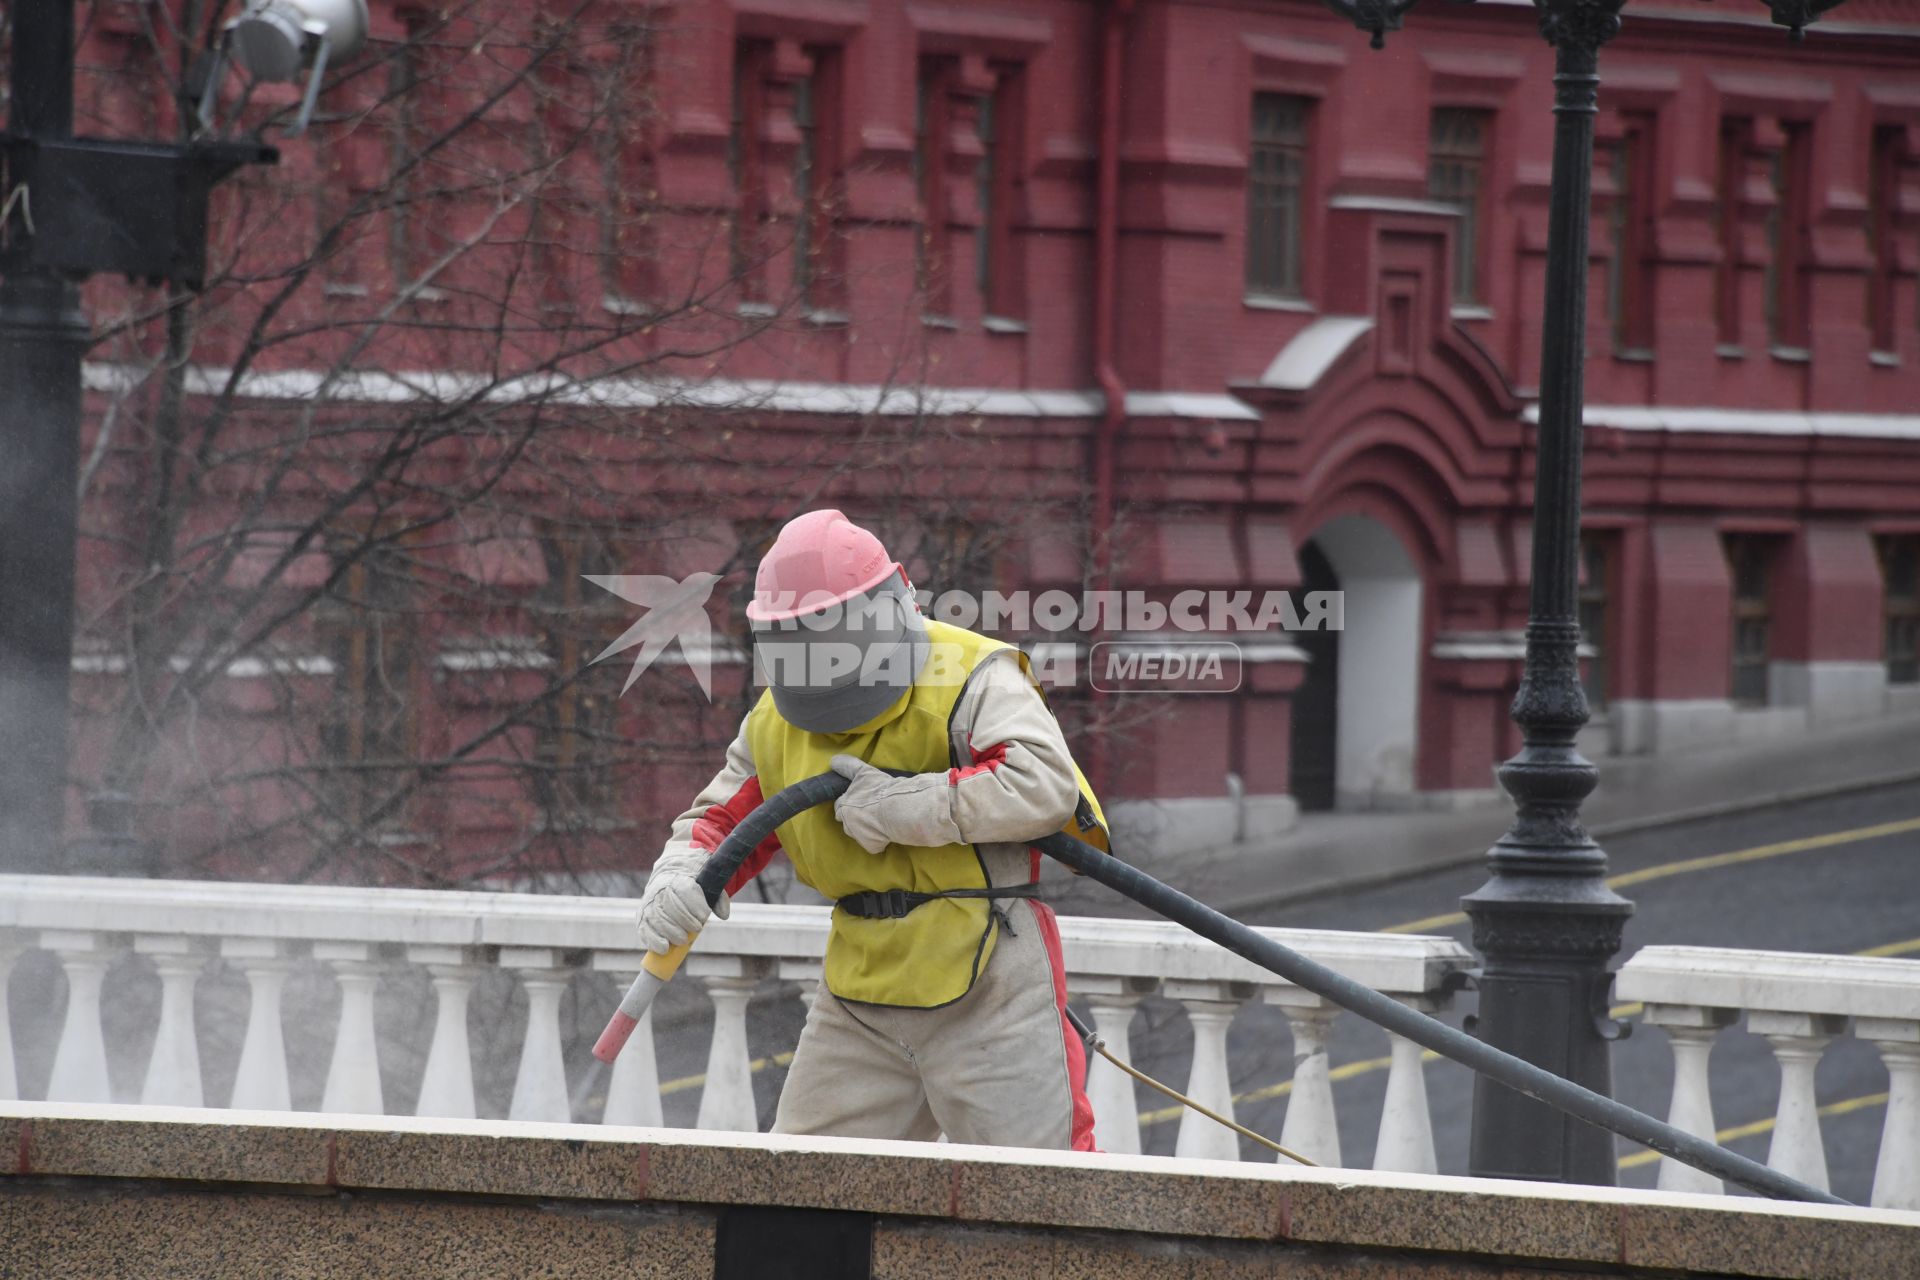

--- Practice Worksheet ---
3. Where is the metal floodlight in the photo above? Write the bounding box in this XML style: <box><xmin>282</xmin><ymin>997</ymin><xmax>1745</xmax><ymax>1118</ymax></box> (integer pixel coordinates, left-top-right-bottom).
<box><xmin>199</xmin><ymin>0</ymin><xmax>369</xmax><ymax>138</ymax></box>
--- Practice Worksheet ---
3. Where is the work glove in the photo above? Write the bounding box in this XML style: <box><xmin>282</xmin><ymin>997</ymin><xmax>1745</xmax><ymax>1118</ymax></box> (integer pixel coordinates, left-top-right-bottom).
<box><xmin>830</xmin><ymin>754</ymin><xmax>964</xmax><ymax>854</ymax></box>
<box><xmin>635</xmin><ymin>868</ymin><xmax>728</xmax><ymax>955</ymax></box>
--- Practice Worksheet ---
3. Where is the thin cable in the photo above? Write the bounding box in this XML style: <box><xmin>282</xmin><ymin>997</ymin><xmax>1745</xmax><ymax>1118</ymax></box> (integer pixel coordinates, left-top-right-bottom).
<box><xmin>1061</xmin><ymin>1003</ymin><xmax>1317</xmax><ymax>1164</ymax></box>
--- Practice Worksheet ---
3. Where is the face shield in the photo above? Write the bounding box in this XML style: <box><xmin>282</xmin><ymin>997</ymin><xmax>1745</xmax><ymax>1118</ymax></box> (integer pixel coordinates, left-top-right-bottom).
<box><xmin>751</xmin><ymin>574</ymin><xmax>930</xmax><ymax>733</ymax></box>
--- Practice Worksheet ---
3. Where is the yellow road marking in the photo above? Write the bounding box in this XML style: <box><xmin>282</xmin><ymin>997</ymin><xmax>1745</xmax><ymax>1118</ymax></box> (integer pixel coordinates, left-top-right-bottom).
<box><xmin>1615</xmin><ymin>1092</ymin><xmax>1889</xmax><ymax>1171</ymax></box>
<box><xmin>1381</xmin><ymin>815</ymin><xmax>1920</xmax><ymax>935</ymax></box>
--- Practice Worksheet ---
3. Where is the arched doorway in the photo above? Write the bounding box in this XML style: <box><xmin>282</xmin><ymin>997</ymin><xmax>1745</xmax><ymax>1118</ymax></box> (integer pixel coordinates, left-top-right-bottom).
<box><xmin>1288</xmin><ymin>514</ymin><xmax>1423</xmax><ymax>809</ymax></box>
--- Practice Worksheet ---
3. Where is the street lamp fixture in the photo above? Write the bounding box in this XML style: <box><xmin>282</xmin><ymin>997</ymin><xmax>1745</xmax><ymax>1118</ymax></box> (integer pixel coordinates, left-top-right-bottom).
<box><xmin>1313</xmin><ymin>0</ymin><xmax>1847</xmax><ymax>1184</ymax></box>
<box><xmin>203</xmin><ymin>0</ymin><xmax>371</xmax><ymax>137</ymax></box>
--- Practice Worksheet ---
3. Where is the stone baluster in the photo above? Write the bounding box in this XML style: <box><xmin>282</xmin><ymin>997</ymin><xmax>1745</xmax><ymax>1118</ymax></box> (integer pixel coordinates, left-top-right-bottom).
<box><xmin>409</xmin><ymin>945</ymin><xmax>481</xmax><ymax>1120</ymax></box>
<box><xmin>136</xmin><ymin>935</ymin><xmax>206</xmax><ymax>1107</ymax></box>
<box><xmin>45</xmin><ymin>931</ymin><xmax>112</xmax><ymax>1103</ymax></box>
<box><xmin>595</xmin><ymin>951</ymin><xmax>668</xmax><ymax>1128</ymax></box>
<box><xmin>224</xmin><ymin>939</ymin><xmax>294</xmax><ymax>1111</ymax></box>
<box><xmin>317</xmin><ymin>942</ymin><xmax>385</xmax><ymax>1115</ymax></box>
<box><xmin>504</xmin><ymin>948</ymin><xmax>573</xmax><ymax>1124</ymax></box>
<box><xmin>1166</xmin><ymin>980</ymin><xmax>1242</xmax><ymax>1161</ymax></box>
<box><xmin>1271</xmin><ymin>993</ymin><xmax>1341</xmax><ymax>1168</ymax></box>
<box><xmin>781</xmin><ymin>960</ymin><xmax>822</xmax><ymax>1019</ymax></box>
<box><xmin>0</xmin><ymin>943</ymin><xmax>20</xmax><ymax>1101</ymax></box>
<box><xmin>1860</xmin><ymin>1017</ymin><xmax>1920</xmax><ymax>1211</ymax></box>
<box><xmin>688</xmin><ymin>954</ymin><xmax>768</xmax><ymax>1132</ymax></box>
<box><xmin>1077</xmin><ymin>978</ymin><xmax>1151</xmax><ymax>1156</ymax></box>
<box><xmin>1645</xmin><ymin>1003</ymin><xmax>1738</xmax><ymax>1195</ymax></box>
<box><xmin>1750</xmin><ymin>1009</ymin><xmax>1848</xmax><ymax>1193</ymax></box>
<box><xmin>1373</xmin><ymin>997</ymin><xmax>1440</xmax><ymax>1175</ymax></box>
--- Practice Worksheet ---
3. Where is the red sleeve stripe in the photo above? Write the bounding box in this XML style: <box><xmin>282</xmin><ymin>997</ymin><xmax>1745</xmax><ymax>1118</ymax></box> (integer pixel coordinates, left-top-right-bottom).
<box><xmin>947</xmin><ymin>739</ymin><xmax>1009</xmax><ymax>786</ymax></box>
<box><xmin>688</xmin><ymin>777</ymin><xmax>785</xmax><ymax>895</ymax></box>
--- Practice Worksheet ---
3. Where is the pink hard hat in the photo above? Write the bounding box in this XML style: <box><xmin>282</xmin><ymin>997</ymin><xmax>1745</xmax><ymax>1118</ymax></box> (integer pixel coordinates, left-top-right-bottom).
<box><xmin>746</xmin><ymin>509</ymin><xmax>904</xmax><ymax>623</ymax></box>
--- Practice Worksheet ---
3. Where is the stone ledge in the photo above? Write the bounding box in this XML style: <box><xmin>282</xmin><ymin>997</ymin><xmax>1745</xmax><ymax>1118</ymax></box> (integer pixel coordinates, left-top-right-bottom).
<box><xmin>4</xmin><ymin>1103</ymin><xmax>1919</xmax><ymax>1280</ymax></box>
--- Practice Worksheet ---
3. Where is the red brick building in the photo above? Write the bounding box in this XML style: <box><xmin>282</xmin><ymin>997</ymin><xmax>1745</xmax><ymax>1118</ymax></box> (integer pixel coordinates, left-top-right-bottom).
<box><xmin>64</xmin><ymin>0</ymin><xmax>1920</xmax><ymax>871</ymax></box>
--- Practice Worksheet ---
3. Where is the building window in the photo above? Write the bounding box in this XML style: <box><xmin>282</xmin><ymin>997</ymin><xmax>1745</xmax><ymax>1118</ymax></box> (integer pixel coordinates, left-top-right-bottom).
<box><xmin>597</xmin><ymin>25</ymin><xmax>658</xmax><ymax>308</ymax></box>
<box><xmin>1608</xmin><ymin>115</ymin><xmax>1656</xmax><ymax>354</ymax></box>
<box><xmin>913</xmin><ymin>60</ymin><xmax>1009</xmax><ymax>320</ymax></box>
<box><xmin>978</xmin><ymin>70</ymin><xmax>1025</xmax><ymax>322</ymax></box>
<box><xmin>790</xmin><ymin>48</ymin><xmax>845</xmax><ymax>306</ymax></box>
<box><xmin>913</xmin><ymin>63</ymin><xmax>952</xmax><ymax>314</ymax></box>
<box><xmin>1246</xmin><ymin>94</ymin><xmax>1310</xmax><ymax>300</ymax></box>
<box><xmin>1883</xmin><ymin>536</ymin><xmax>1920</xmax><ymax>686</ymax></box>
<box><xmin>1769</xmin><ymin>123</ymin><xmax>1813</xmax><ymax>351</ymax></box>
<box><xmin>728</xmin><ymin>41</ymin><xmax>771</xmax><ymax>292</ymax></box>
<box><xmin>974</xmin><ymin>89</ymin><xmax>995</xmax><ymax>299</ymax></box>
<box><xmin>1867</xmin><ymin>126</ymin><xmax>1905</xmax><ymax>355</ymax></box>
<box><xmin>1429</xmin><ymin>108</ymin><xmax>1490</xmax><ymax>307</ymax></box>
<box><xmin>318</xmin><ymin>534</ymin><xmax>418</xmax><ymax>825</ymax></box>
<box><xmin>533</xmin><ymin>532</ymin><xmax>626</xmax><ymax>821</ymax></box>
<box><xmin>794</xmin><ymin>72</ymin><xmax>818</xmax><ymax>297</ymax></box>
<box><xmin>1579</xmin><ymin>533</ymin><xmax>1612</xmax><ymax>710</ymax></box>
<box><xmin>1725</xmin><ymin>536</ymin><xmax>1773</xmax><ymax>706</ymax></box>
<box><xmin>1714</xmin><ymin>119</ymin><xmax>1750</xmax><ymax>347</ymax></box>
<box><xmin>387</xmin><ymin>18</ymin><xmax>433</xmax><ymax>289</ymax></box>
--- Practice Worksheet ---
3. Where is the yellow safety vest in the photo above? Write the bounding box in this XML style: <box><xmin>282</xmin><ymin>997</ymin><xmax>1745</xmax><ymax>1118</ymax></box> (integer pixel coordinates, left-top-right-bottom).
<box><xmin>746</xmin><ymin>620</ymin><xmax>1108</xmax><ymax>1009</ymax></box>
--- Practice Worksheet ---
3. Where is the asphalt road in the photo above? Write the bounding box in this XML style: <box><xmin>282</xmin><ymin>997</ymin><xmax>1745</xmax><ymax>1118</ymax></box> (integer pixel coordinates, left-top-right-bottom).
<box><xmin>1117</xmin><ymin>779</ymin><xmax>1920</xmax><ymax>1204</ymax></box>
<box><xmin>633</xmin><ymin>779</ymin><xmax>1917</xmax><ymax>1207</ymax></box>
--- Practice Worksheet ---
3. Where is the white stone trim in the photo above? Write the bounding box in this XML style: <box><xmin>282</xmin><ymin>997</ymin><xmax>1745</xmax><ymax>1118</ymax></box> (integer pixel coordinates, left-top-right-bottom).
<box><xmin>72</xmin><ymin>652</ymin><xmax>336</xmax><ymax>678</ymax></box>
<box><xmin>1327</xmin><ymin>195</ymin><xmax>1462</xmax><ymax>218</ymax></box>
<box><xmin>1255</xmin><ymin>315</ymin><xmax>1375</xmax><ymax>393</ymax></box>
<box><xmin>435</xmin><ymin>646</ymin><xmax>556</xmax><ymax>673</ymax></box>
<box><xmin>82</xmin><ymin>362</ymin><xmax>1263</xmax><ymax>424</ymax></box>
<box><xmin>1123</xmin><ymin>391</ymin><xmax>1261</xmax><ymax>422</ymax></box>
<box><xmin>1431</xmin><ymin>631</ymin><xmax>1595</xmax><ymax>661</ymax></box>
<box><xmin>1526</xmin><ymin>402</ymin><xmax>1920</xmax><ymax>442</ymax></box>
<box><xmin>1617</xmin><ymin>945</ymin><xmax>1920</xmax><ymax>1020</ymax></box>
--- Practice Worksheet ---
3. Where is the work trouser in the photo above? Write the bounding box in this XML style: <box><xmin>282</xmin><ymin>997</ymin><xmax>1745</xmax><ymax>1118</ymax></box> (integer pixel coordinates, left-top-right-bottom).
<box><xmin>771</xmin><ymin>898</ymin><xmax>1097</xmax><ymax>1151</ymax></box>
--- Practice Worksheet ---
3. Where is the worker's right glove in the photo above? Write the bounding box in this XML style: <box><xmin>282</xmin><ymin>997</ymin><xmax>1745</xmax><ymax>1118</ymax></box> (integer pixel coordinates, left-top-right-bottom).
<box><xmin>635</xmin><ymin>868</ymin><xmax>729</xmax><ymax>955</ymax></box>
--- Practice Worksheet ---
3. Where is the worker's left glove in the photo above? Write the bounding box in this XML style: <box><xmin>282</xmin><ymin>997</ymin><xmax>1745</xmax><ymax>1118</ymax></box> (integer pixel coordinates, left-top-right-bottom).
<box><xmin>830</xmin><ymin>754</ymin><xmax>964</xmax><ymax>854</ymax></box>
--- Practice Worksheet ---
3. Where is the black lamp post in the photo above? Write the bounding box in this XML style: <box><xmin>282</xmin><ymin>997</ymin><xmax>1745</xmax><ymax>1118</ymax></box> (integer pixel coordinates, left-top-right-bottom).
<box><xmin>0</xmin><ymin>0</ymin><xmax>361</xmax><ymax>874</ymax></box>
<box><xmin>1316</xmin><ymin>0</ymin><xmax>1844</xmax><ymax>1182</ymax></box>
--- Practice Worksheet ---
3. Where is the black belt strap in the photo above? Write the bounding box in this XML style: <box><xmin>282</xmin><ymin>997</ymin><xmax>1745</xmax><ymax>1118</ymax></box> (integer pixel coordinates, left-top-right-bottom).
<box><xmin>837</xmin><ymin>882</ymin><xmax>1042</xmax><ymax>920</ymax></box>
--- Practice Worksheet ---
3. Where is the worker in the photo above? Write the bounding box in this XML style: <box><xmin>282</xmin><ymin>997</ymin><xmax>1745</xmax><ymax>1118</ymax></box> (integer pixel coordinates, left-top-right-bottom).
<box><xmin>634</xmin><ymin>508</ymin><xmax>1109</xmax><ymax>1151</ymax></box>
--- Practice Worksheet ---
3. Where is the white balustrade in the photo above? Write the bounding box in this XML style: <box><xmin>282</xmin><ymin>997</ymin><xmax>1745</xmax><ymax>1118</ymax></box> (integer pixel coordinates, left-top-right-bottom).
<box><xmin>410</xmin><ymin>946</ymin><xmax>480</xmax><ymax>1120</ymax></box>
<box><xmin>1753</xmin><ymin>1009</ymin><xmax>1846</xmax><ymax>1192</ymax></box>
<box><xmin>45</xmin><ymin>931</ymin><xmax>112</xmax><ymax>1104</ymax></box>
<box><xmin>1077</xmin><ymin>979</ymin><xmax>1150</xmax><ymax>1155</ymax></box>
<box><xmin>136</xmin><ymin>935</ymin><xmax>205</xmax><ymax>1107</ymax></box>
<box><xmin>503</xmin><ymin>948</ymin><xmax>572</xmax><ymax>1123</ymax></box>
<box><xmin>1373</xmin><ymin>997</ymin><xmax>1440</xmax><ymax>1175</ymax></box>
<box><xmin>1166</xmin><ymin>981</ymin><xmax>1243</xmax><ymax>1161</ymax></box>
<box><xmin>1861</xmin><ymin>1018</ymin><xmax>1920</xmax><ymax>1211</ymax></box>
<box><xmin>1640</xmin><ymin>1003</ymin><xmax>1738</xmax><ymax>1195</ymax></box>
<box><xmin>596</xmin><ymin>954</ymin><xmax>665</xmax><ymax>1129</ymax></box>
<box><xmin>689</xmin><ymin>954</ymin><xmax>771</xmax><ymax>1132</ymax></box>
<box><xmin>224</xmin><ymin>939</ymin><xmax>292</xmax><ymax>1111</ymax></box>
<box><xmin>0</xmin><ymin>873</ymin><xmax>1473</xmax><ymax>1168</ymax></box>
<box><xmin>317</xmin><ymin>943</ymin><xmax>384</xmax><ymax>1115</ymax></box>
<box><xmin>1272</xmin><ymin>994</ymin><xmax>1341</xmax><ymax>1168</ymax></box>
<box><xmin>0</xmin><ymin>945</ymin><xmax>19</xmax><ymax>1101</ymax></box>
<box><xmin>1617</xmin><ymin>945</ymin><xmax>1920</xmax><ymax>1206</ymax></box>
